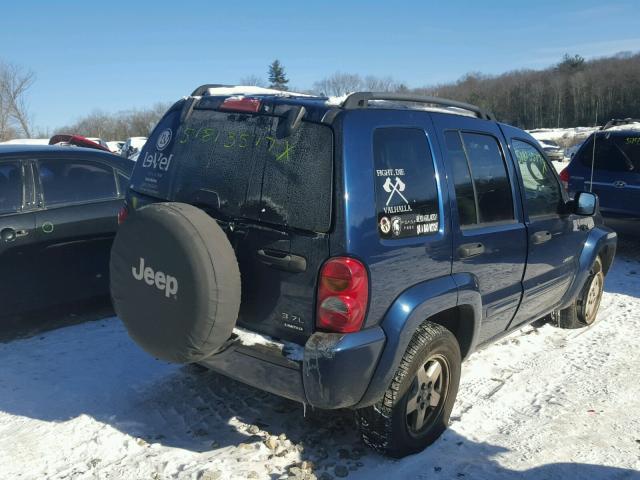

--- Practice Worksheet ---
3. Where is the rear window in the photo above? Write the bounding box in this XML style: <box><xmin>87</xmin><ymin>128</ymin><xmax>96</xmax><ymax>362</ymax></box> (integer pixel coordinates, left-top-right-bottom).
<box><xmin>577</xmin><ymin>134</ymin><xmax>640</xmax><ymax>173</ymax></box>
<box><xmin>39</xmin><ymin>159</ymin><xmax>117</xmax><ymax>206</ymax></box>
<box><xmin>132</xmin><ymin>107</ymin><xmax>333</xmax><ymax>232</ymax></box>
<box><xmin>373</xmin><ymin>128</ymin><xmax>440</xmax><ymax>239</ymax></box>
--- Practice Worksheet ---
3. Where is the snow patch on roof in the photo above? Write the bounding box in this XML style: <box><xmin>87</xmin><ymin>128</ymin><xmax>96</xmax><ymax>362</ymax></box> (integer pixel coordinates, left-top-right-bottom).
<box><xmin>325</xmin><ymin>94</ymin><xmax>350</xmax><ymax>106</ymax></box>
<box><xmin>205</xmin><ymin>85</ymin><xmax>312</xmax><ymax>98</ymax></box>
<box><xmin>604</xmin><ymin>122</ymin><xmax>640</xmax><ymax>132</ymax></box>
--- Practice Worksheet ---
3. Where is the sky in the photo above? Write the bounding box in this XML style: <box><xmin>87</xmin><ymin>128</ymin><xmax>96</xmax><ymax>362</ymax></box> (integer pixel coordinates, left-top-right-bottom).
<box><xmin>1</xmin><ymin>0</ymin><xmax>640</xmax><ymax>133</ymax></box>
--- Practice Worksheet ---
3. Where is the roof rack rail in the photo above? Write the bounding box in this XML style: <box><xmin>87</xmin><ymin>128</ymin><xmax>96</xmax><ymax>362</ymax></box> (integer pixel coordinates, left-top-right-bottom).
<box><xmin>601</xmin><ymin>118</ymin><xmax>640</xmax><ymax>130</ymax></box>
<box><xmin>341</xmin><ymin>92</ymin><xmax>495</xmax><ymax>120</ymax></box>
<box><xmin>190</xmin><ymin>84</ymin><xmax>234</xmax><ymax>96</ymax></box>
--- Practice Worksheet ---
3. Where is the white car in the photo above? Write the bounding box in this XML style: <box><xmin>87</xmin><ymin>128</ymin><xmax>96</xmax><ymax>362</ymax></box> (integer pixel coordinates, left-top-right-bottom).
<box><xmin>538</xmin><ymin>140</ymin><xmax>565</xmax><ymax>162</ymax></box>
<box><xmin>106</xmin><ymin>141</ymin><xmax>125</xmax><ymax>154</ymax></box>
<box><xmin>121</xmin><ymin>137</ymin><xmax>147</xmax><ymax>159</ymax></box>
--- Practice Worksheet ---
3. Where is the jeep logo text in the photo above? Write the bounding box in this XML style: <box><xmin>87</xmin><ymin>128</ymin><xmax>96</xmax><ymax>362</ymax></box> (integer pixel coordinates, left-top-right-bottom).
<box><xmin>132</xmin><ymin>257</ymin><xmax>178</xmax><ymax>298</ymax></box>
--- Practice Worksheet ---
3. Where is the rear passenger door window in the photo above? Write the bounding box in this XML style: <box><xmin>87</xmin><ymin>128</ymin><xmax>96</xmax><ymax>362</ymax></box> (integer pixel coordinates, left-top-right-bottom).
<box><xmin>38</xmin><ymin>159</ymin><xmax>118</xmax><ymax>207</ymax></box>
<box><xmin>444</xmin><ymin>131</ymin><xmax>514</xmax><ymax>226</ymax></box>
<box><xmin>512</xmin><ymin>140</ymin><xmax>562</xmax><ymax>217</ymax></box>
<box><xmin>0</xmin><ymin>162</ymin><xmax>24</xmax><ymax>215</ymax></box>
<box><xmin>373</xmin><ymin>128</ymin><xmax>440</xmax><ymax>239</ymax></box>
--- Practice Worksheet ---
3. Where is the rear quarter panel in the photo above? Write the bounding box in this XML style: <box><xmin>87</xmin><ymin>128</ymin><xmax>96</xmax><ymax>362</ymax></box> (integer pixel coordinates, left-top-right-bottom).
<box><xmin>335</xmin><ymin>109</ymin><xmax>453</xmax><ymax>329</ymax></box>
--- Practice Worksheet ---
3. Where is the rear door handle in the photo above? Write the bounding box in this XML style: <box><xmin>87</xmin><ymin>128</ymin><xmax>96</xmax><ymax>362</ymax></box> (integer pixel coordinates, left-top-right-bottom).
<box><xmin>532</xmin><ymin>230</ymin><xmax>552</xmax><ymax>244</ymax></box>
<box><xmin>257</xmin><ymin>249</ymin><xmax>307</xmax><ymax>273</ymax></box>
<box><xmin>458</xmin><ymin>242</ymin><xmax>485</xmax><ymax>259</ymax></box>
<box><xmin>0</xmin><ymin>228</ymin><xmax>29</xmax><ymax>242</ymax></box>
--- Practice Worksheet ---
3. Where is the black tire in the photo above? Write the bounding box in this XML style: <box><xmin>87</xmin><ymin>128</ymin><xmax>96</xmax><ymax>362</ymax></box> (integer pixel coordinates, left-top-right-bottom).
<box><xmin>556</xmin><ymin>256</ymin><xmax>604</xmax><ymax>329</ymax></box>
<box><xmin>356</xmin><ymin>322</ymin><xmax>461</xmax><ymax>458</ymax></box>
<box><xmin>110</xmin><ymin>202</ymin><xmax>241</xmax><ymax>363</ymax></box>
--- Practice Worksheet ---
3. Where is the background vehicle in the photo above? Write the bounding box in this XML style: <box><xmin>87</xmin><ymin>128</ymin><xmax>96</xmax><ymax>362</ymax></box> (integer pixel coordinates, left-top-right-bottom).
<box><xmin>538</xmin><ymin>139</ymin><xmax>565</xmax><ymax>162</ymax></box>
<box><xmin>561</xmin><ymin>127</ymin><xmax>640</xmax><ymax>235</ymax></box>
<box><xmin>86</xmin><ymin>137</ymin><xmax>110</xmax><ymax>150</ymax></box>
<box><xmin>120</xmin><ymin>137</ymin><xmax>147</xmax><ymax>159</ymax></box>
<box><xmin>0</xmin><ymin>145</ymin><xmax>132</xmax><ymax>315</ymax></box>
<box><xmin>110</xmin><ymin>87</ymin><xmax>616</xmax><ymax>457</ymax></box>
<box><xmin>49</xmin><ymin>134</ymin><xmax>111</xmax><ymax>152</ymax></box>
<box><xmin>106</xmin><ymin>141</ymin><xmax>125</xmax><ymax>154</ymax></box>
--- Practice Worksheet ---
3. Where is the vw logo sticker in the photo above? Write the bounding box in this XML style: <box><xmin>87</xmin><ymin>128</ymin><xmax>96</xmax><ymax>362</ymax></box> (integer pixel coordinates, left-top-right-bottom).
<box><xmin>156</xmin><ymin>129</ymin><xmax>172</xmax><ymax>151</ymax></box>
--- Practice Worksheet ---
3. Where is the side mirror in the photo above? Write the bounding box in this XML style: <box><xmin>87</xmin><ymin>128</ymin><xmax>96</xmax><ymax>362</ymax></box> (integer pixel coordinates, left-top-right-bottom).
<box><xmin>574</xmin><ymin>191</ymin><xmax>597</xmax><ymax>216</ymax></box>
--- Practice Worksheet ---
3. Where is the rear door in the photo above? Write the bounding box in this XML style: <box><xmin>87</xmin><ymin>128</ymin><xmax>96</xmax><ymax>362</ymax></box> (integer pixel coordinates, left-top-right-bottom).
<box><xmin>0</xmin><ymin>158</ymin><xmax>38</xmax><ymax>314</ymax></box>
<box><xmin>503</xmin><ymin>129</ymin><xmax>590</xmax><ymax>326</ymax></box>
<box><xmin>34</xmin><ymin>156</ymin><xmax>123</xmax><ymax>304</ymax></box>
<box><xmin>432</xmin><ymin>114</ymin><xmax>527</xmax><ymax>343</ymax></box>
<box><xmin>574</xmin><ymin>134</ymin><xmax>640</xmax><ymax>217</ymax></box>
<box><xmin>130</xmin><ymin>102</ymin><xmax>334</xmax><ymax>343</ymax></box>
<box><xmin>608</xmin><ymin>134</ymin><xmax>640</xmax><ymax>216</ymax></box>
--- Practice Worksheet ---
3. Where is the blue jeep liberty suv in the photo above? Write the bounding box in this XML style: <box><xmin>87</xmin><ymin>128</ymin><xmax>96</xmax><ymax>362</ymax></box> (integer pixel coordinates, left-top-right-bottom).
<box><xmin>110</xmin><ymin>86</ymin><xmax>617</xmax><ymax>457</ymax></box>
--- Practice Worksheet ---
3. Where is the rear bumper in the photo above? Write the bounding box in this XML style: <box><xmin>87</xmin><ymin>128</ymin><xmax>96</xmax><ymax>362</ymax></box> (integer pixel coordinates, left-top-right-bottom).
<box><xmin>199</xmin><ymin>327</ymin><xmax>386</xmax><ymax>409</ymax></box>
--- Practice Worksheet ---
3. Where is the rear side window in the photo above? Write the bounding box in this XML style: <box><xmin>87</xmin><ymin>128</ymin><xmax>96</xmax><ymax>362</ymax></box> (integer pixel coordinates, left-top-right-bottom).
<box><xmin>373</xmin><ymin>128</ymin><xmax>440</xmax><ymax>239</ymax></box>
<box><xmin>38</xmin><ymin>159</ymin><xmax>117</xmax><ymax>206</ymax></box>
<box><xmin>444</xmin><ymin>131</ymin><xmax>477</xmax><ymax>226</ymax></box>
<box><xmin>444</xmin><ymin>131</ymin><xmax>514</xmax><ymax>226</ymax></box>
<box><xmin>460</xmin><ymin>132</ymin><xmax>514</xmax><ymax>224</ymax></box>
<box><xmin>0</xmin><ymin>162</ymin><xmax>24</xmax><ymax>215</ymax></box>
<box><xmin>135</xmin><ymin>108</ymin><xmax>333</xmax><ymax>232</ymax></box>
<box><xmin>578</xmin><ymin>134</ymin><xmax>640</xmax><ymax>173</ymax></box>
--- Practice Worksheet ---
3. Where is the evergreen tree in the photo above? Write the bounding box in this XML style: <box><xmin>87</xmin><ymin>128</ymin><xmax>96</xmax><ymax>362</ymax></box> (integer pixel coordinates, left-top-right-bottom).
<box><xmin>268</xmin><ymin>59</ymin><xmax>289</xmax><ymax>90</ymax></box>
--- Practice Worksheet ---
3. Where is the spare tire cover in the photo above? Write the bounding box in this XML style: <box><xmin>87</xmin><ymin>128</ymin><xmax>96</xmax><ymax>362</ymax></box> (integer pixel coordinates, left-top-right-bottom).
<box><xmin>110</xmin><ymin>202</ymin><xmax>241</xmax><ymax>363</ymax></box>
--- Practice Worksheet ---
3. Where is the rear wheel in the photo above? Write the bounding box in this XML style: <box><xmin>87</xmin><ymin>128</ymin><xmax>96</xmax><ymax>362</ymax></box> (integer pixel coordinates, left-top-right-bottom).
<box><xmin>556</xmin><ymin>256</ymin><xmax>604</xmax><ymax>329</ymax></box>
<box><xmin>356</xmin><ymin>322</ymin><xmax>461</xmax><ymax>458</ymax></box>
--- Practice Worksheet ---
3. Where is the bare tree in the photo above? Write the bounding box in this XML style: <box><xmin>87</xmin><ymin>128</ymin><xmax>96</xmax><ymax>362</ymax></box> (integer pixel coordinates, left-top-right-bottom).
<box><xmin>313</xmin><ymin>72</ymin><xmax>404</xmax><ymax>96</ymax></box>
<box><xmin>0</xmin><ymin>61</ymin><xmax>35</xmax><ymax>139</ymax></box>
<box><xmin>240</xmin><ymin>74</ymin><xmax>266</xmax><ymax>87</ymax></box>
<box><xmin>364</xmin><ymin>75</ymin><xmax>398</xmax><ymax>92</ymax></box>
<box><xmin>313</xmin><ymin>72</ymin><xmax>364</xmax><ymax>96</ymax></box>
<box><xmin>407</xmin><ymin>52</ymin><xmax>640</xmax><ymax>129</ymax></box>
<box><xmin>55</xmin><ymin>102</ymin><xmax>171</xmax><ymax>140</ymax></box>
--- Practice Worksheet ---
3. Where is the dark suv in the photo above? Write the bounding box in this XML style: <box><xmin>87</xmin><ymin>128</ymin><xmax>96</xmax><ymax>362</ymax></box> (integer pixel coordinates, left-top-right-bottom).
<box><xmin>110</xmin><ymin>86</ymin><xmax>617</xmax><ymax>457</ymax></box>
<box><xmin>561</xmin><ymin>123</ymin><xmax>640</xmax><ymax>235</ymax></box>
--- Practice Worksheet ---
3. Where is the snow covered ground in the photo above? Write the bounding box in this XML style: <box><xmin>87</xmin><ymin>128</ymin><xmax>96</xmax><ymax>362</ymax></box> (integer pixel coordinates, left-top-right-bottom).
<box><xmin>1</xmin><ymin>241</ymin><xmax>639</xmax><ymax>480</ymax></box>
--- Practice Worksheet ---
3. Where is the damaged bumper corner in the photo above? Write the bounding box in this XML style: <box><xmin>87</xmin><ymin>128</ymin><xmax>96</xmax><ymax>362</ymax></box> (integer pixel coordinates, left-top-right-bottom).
<box><xmin>303</xmin><ymin>327</ymin><xmax>386</xmax><ymax>409</ymax></box>
<box><xmin>199</xmin><ymin>327</ymin><xmax>386</xmax><ymax>409</ymax></box>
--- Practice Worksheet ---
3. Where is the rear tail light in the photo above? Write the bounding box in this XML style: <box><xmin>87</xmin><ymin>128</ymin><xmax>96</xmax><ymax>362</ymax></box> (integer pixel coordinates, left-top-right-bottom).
<box><xmin>219</xmin><ymin>97</ymin><xmax>261</xmax><ymax>113</ymax></box>
<box><xmin>316</xmin><ymin>257</ymin><xmax>369</xmax><ymax>333</ymax></box>
<box><xmin>117</xmin><ymin>204</ymin><xmax>129</xmax><ymax>225</ymax></box>
<box><xmin>559</xmin><ymin>168</ymin><xmax>569</xmax><ymax>191</ymax></box>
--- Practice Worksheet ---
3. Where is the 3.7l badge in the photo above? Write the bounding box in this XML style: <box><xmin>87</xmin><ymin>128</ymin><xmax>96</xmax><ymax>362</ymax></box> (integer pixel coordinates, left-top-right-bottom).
<box><xmin>280</xmin><ymin>312</ymin><xmax>304</xmax><ymax>332</ymax></box>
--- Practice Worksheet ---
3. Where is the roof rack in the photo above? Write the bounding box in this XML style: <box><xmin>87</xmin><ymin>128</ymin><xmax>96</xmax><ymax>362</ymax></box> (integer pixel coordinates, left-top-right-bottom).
<box><xmin>601</xmin><ymin>118</ymin><xmax>640</xmax><ymax>130</ymax></box>
<box><xmin>341</xmin><ymin>92</ymin><xmax>495</xmax><ymax>120</ymax></box>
